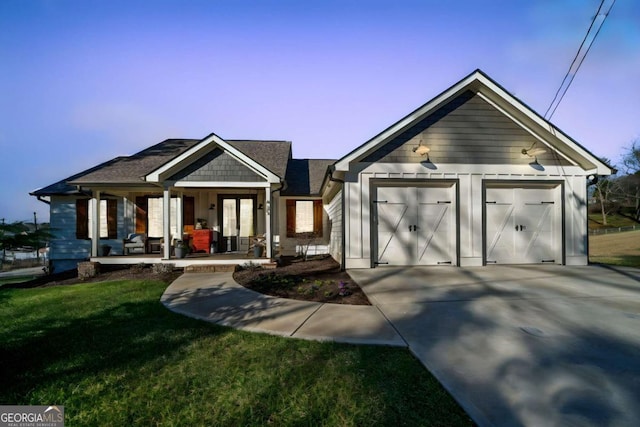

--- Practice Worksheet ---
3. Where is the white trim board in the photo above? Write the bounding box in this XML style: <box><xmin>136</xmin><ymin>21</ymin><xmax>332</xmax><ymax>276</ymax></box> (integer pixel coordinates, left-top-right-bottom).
<box><xmin>334</xmin><ymin>70</ymin><xmax>612</xmax><ymax>176</ymax></box>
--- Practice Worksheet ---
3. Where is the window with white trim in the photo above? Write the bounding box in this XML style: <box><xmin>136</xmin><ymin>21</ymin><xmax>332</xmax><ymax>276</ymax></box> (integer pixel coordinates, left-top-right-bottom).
<box><xmin>286</xmin><ymin>199</ymin><xmax>323</xmax><ymax>237</ymax></box>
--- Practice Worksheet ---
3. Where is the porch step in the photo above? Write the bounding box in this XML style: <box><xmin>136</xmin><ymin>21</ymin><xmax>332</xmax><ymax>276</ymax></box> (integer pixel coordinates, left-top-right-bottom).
<box><xmin>184</xmin><ymin>262</ymin><xmax>278</xmax><ymax>273</ymax></box>
<box><xmin>184</xmin><ymin>264</ymin><xmax>238</xmax><ymax>273</ymax></box>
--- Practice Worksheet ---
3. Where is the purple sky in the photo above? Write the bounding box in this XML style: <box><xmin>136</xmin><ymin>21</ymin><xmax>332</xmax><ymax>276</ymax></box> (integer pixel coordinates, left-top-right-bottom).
<box><xmin>1</xmin><ymin>0</ymin><xmax>638</xmax><ymax>223</ymax></box>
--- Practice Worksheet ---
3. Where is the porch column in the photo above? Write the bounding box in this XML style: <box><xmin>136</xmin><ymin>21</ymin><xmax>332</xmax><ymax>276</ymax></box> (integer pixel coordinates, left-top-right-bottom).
<box><xmin>176</xmin><ymin>192</ymin><xmax>183</xmax><ymax>241</ymax></box>
<box><xmin>163</xmin><ymin>187</ymin><xmax>172</xmax><ymax>260</ymax></box>
<box><xmin>265</xmin><ymin>187</ymin><xmax>272</xmax><ymax>258</ymax></box>
<box><xmin>91</xmin><ymin>190</ymin><xmax>101</xmax><ymax>257</ymax></box>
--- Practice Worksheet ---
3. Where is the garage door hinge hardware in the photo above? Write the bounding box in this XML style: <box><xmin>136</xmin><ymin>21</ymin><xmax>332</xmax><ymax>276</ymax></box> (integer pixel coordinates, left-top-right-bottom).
<box><xmin>541</xmin><ymin>201</ymin><xmax>554</xmax><ymax>204</ymax></box>
<box><xmin>373</xmin><ymin>200</ymin><xmax>387</xmax><ymax>204</ymax></box>
<box><xmin>374</xmin><ymin>261</ymin><xmax>389</xmax><ymax>265</ymax></box>
<box><xmin>487</xmin><ymin>260</ymin><xmax>497</xmax><ymax>264</ymax></box>
<box><xmin>438</xmin><ymin>261</ymin><xmax>452</xmax><ymax>264</ymax></box>
<box><xmin>542</xmin><ymin>259</ymin><xmax>555</xmax><ymax>263</ymax></box>
<box><xmin>486</xmin><ymin>201</ymin><xmax>497</xmax><ymax>204</ymax></box>
<box><xmin>437</xmin><ymin>201</ymin><xmax>451</xmax><ymax>204</ymax></box>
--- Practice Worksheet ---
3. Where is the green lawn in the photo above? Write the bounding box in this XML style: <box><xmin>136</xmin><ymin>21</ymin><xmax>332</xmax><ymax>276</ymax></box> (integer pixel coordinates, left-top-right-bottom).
<box><xmin>588</xmin><ymin>213</ymin><xmax>638</xmax><ymax>229</ymax></box>
<box><xmin>590</xmin><ymin>230</ymin><xmax>640</xmax><ymax>267</ymax></box>
<box><xmin>0</xmin><ymin>278</ymin><xmax>472</xmax><ymax>426</ymax></box>
<box><xmin>0</xmin><ymin>275</ymin><xmax>37</xmax><ymax>287</ymax></box>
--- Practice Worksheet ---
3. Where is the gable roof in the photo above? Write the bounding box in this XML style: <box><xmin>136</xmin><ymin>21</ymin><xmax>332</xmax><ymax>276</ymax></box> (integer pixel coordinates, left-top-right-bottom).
<box><xmin>334</xmin><ymin>69</ymin><xmax>612</xmax><ymax>175</ymax></box>
<box><xmin>144</xmin><ymin>133</ymin><xmax>286</xmax><ymax>183</ymax></box>
<box><xmin>282</xmin><ymin>159</ymin><xmax>336</xmax><ymax>196</ymax></box>
<box><xmin>35</xmin><ymin>136</ymin><xmax>294</xmax><ymax>195</ymax></box>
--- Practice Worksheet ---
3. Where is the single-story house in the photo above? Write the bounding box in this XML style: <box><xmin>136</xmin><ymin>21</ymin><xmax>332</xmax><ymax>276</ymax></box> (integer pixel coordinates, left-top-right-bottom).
<box><xmin>32</xmin><ymin>70</ymin><xmax>612</xmax><ymax>272</ymax></box>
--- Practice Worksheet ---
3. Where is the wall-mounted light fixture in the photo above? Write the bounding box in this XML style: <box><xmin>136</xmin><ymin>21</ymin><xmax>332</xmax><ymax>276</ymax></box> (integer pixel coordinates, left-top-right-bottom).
<box><xmin>413</xmin><ymin>143</ymin><xmax>431</xmax><ymax>157</ymax></box>
<box><xmin>522</xmin><ymin>143</ymin><xmax>546</xmax><ymax>169</ymax></box>
<box><xmin>413</xmin><ymin>142</ymin><xmax>434</xmax><ymax>167</ymax></box>
<box><xmin>521</xmin><ymin>143</ymin><xmax>547</xmax><ymax>158</ymax></box>
<box><xmin>209</xmin><ymin>203</ymin><xmax>215</xmax><ymax>210</ymax></box>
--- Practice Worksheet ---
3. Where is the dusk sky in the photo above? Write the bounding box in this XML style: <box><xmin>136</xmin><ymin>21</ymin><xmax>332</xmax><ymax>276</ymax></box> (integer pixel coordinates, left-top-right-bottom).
<box><xmin>1</xmin><ymin>0</ymin><xmax>638</xmax><ymax>223</ymax></box>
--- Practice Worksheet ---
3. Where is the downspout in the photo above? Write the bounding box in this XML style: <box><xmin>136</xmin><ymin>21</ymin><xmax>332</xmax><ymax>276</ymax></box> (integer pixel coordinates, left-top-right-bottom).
<box><xmin>328</xmin><ymin>165</ymin><xmax>346</xmax><ymax>271</ymax></box>
<box><xmin>270</xmin><ymin>180</ymin><xmax>286</xmax><ymax>260</ymax></box>
<box><xmin>586</xmin><ymin>174</ymin><xmax>599</xmax><ymax>264</ymax></box>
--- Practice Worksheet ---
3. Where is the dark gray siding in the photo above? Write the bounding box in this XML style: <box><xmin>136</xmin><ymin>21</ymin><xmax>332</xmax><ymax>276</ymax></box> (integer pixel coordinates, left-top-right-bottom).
<box><xmin>170</xmin><ymin>148</ymin><xmax>265</xmax><ymax>182</ymax></box>
<box><xmin>363</xmin><ymin>91</ymin><xmax>571</xmax><ymax>165</ymax></box>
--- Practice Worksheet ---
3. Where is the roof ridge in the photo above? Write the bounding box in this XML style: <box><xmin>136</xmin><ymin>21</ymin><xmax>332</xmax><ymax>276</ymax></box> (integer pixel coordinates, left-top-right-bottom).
<box><xmin>227</xmin><ymin>139</ymin><xmax>292</xmax><ymax>143</ymax></box>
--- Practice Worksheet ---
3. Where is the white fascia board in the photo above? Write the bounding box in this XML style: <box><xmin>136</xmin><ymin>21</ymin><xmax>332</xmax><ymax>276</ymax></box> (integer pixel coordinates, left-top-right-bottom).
<box><xmin>474</xmin><ymin>92</ymin><xmax>577</xmax><ymax>166</ymax></box>
<box><xmin>145</xmin><ymin>134</ymin><xmax>216</xmax><ymax>182</ymax></box>
<box><xmin>174</xmin><ymin>181</ymin><xmax>272</xmax><ymax>188</ymax></box>
<box><xmin>474</xmin><ymin>75</ymin><xmax>613</xmax><ymax>176</ymax></box>
<box><xmin>145</xmin><ymin>133</ymin><xmax>281</xmax><ymax>183</ymax></box>
<box><xmin>335</xmin><ymin>70</ymin><xmax>612</xmax><ymax>176</ymax></box>
<box><xmin>334</xmin><ymin>73</ymin><xmax>480</xmax><ymax>172</ymax></box>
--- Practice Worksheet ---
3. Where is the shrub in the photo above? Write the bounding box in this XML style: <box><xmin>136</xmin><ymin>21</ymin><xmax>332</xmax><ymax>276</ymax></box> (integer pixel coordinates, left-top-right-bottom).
<box><xmin>238</xmin><ymin>261</ymin><xmax>264</xmax><ymax>271</ymax></box>
<box><xmin>152</xmin><ymin>263</ymin><xmax>175</xmax><ymax>275</ymax></box>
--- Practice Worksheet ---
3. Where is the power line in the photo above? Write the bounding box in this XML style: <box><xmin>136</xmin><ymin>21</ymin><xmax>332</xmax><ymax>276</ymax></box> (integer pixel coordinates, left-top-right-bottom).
<box><xmin>544</xmin><ymin>0</ymin><xmax>616</xmax><ymax>120</ymax></box>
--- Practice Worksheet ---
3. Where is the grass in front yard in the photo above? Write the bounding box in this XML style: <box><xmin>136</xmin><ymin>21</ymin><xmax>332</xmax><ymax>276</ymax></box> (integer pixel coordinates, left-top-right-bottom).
<box><xmin>588</xmin><ymin>213</ymin><xmax>638</xmax><ymax>229</ymax></box>
<box><xmin>590</xmin><ymin>230</ymin><xmax>640</xmax><ymax>267</ymax></box>
<box><xmin>0</xmin><ymin>275</ymin><xmax>37</xmax><ymax>287</ymax></box>
<box><xmin>0</xmin><ymin>279</ymin><xmax>472</xmax><ymax>426</ymax></box>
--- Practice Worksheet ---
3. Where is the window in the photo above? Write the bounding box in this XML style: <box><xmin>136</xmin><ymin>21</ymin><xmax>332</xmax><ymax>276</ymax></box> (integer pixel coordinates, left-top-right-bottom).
<box><xmin>286</xmin><ymin>199</ymin><xmax>323</xmax><ymax>238</ymax></box>
<box><xmin>76</xmin><ymin>198</ymin><xmax>117</xmax><ymax>239</ymax></box>
<box><xmin>295</xmin><ymin>201</ymin><xmax>314</xmax><ymax>233</ymax></box>
<box><xmin>135</xmin><ymin>196</ymin><xmax>195</xmax><ymax>237</ymax></box>
<box><xmin>147</xmin><ymin>197</ymin><xmax>180</xmax><ymax>237</ymax></box>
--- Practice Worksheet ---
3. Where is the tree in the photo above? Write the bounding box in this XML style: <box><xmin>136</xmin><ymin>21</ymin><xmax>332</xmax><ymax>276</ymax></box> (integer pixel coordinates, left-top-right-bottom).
<box><xmin>0</xmin><ymin>221</ymin><xmax>27</xmax><ymax>267</ymax></box>
<box><xmin>620</xmin><ymin>139</ymin><xmax>640</xmax><ymax>174</ymax></box>
<box><xmin>592</xmin><ymin>158</ymin><xmax>618</xmax><ymax>225</ymax></box>
<box><xmin>618</xmin><ymin>139</ymin><xmax>640</xmax><ymax>221</ymax></box>
<box><xmin>0</xmin><ymin>221</ymin><xmax>53</xmax><ymax>266</ymax></box>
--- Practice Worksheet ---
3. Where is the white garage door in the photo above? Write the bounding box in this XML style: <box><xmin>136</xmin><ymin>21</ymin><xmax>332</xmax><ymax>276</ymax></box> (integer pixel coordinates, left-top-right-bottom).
<box><xmin>485</xmin><ymin>184</ymin><xmax>562</xmax><ymax>264</ymax></box>
<box><xmin>376</xmin><ymin>183</ymin><xmax>457</xmax><ymax>266</ymax></box>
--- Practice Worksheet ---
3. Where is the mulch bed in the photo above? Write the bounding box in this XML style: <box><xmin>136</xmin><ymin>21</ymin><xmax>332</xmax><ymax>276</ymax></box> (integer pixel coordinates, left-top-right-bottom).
<box><xmin>233</xmin><ymin>256</ymin><xmax>371</xmax><ymax>305</ymax></box>
<box><xmin>5</xmin><ymin>257</ymin><xmax>371</xmax><ymax>306</ymax></box>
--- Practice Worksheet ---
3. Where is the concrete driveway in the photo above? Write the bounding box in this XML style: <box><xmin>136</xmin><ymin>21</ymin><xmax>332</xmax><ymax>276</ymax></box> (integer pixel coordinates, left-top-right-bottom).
<box><xmin>348</xmin><ymin>264</ymin><xmax>640</xmax><ymax>427</ymax></box>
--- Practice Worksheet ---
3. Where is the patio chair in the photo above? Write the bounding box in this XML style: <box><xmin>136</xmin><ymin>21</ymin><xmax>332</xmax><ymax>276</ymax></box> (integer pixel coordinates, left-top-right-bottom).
<box><xmin>123</xmin><ymin>233</ymin><xmax>147</xmax><ymax>255</ymax></box>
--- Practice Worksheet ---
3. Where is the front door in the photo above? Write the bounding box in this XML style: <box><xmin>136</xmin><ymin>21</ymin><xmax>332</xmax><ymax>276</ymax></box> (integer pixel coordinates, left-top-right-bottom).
<box><xmin>375</xmin><ymin>183</ymin><xmax>457</xmax><ymax>266</ymax></box>
<box><xmin>218</xmin><ymin>195</ymin><xmax>256</xmax><ymax>252</ymax></box>
<box><xmin>485</xmin><ymin>184</ymin><xmax>562</xmax><ymax>264</ymax></box>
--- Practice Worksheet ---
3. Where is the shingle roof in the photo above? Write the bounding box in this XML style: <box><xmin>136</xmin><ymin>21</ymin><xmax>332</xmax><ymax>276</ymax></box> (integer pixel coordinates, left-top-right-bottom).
<box><xmin>226</xmin><ymin>140</ymin><xmax>291</xmax><ymax>178</ymax></box>
<box><xmin>70</xmin><ymin>139</ymin><xmax>201</xmax><ymax>185</ymax></box>
<box><xmin>30</xmin><ymin>157</ymin><xmax>129</xmax><ymax>196</ymax></box>
<box><xmin>35</xmin><ymin>137</ymin><xmax>296</xmax><ymax>195</ymax></box>
<box><xmin>282</xmin><ymin>159</ymin><xmax>335</xmax><ymax>196</ymax></box>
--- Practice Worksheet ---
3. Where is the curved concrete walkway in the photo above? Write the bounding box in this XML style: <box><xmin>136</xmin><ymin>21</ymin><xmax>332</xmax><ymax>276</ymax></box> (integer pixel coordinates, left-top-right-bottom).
<box><xmin>162</xmin><ymin>265</ymin><xmax>640</xmax><ymax>427</ymax></box>
<box><xmin>161</xmin><ymin>272</ymin><xmax>405</xmax><ymax>346</ymax></box>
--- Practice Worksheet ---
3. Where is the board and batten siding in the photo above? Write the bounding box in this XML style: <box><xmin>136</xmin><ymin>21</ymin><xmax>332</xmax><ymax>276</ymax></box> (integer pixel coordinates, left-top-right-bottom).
<box><xmin>49</xmin><ymin>195</ymin><xmax>128</xmax><ymax>272</ymax></box>
<box><xmin>326</xmin><ymin>189</ymin><xmax>343</xmax><ymax>264</ymax></box>
<box><xmin>362</xmin><ymin>91</ymin><xmax>572</xmax><ymax>167</ymax></box>
<box><xmin>342</xmin><ymin>163</ymin><xmax>590</xmax><ymax>268</ymax></box>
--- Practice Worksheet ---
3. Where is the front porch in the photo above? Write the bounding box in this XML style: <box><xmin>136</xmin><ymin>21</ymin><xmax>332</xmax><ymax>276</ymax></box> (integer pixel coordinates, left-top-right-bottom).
<box><xmin>91</xmin><ymin>252</ymin><xmax>274</xmax><ymax>269</ymax></box>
